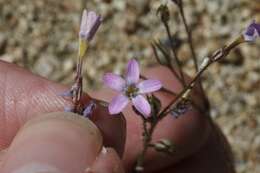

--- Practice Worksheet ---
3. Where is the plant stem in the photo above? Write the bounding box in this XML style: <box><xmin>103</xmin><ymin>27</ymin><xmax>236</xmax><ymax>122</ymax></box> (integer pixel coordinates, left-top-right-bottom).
<box><xmin>163</xmin><ymin>22</ymin><xmax>186</xmax><ymax>86</ymax></box>
<box><xmin>135</xmin><ymin>35</ymin><xmax>244</xmax><ymax>172</ymax></box>
<box><xmin>158</xmin><ymin>38</ymin><xmax>244</xmax><ymax>119</ymax></box>
<box><xmin>152</xmin><ymin>41</ymin><xmax>184</xmax><ymax>85</ymax></box>
<box><xmin>135</xmin><ymin>121</ymin><xmax>157</xmax><ymax>172</ymax></box>
<box><xmin>178</xmin><ymin>4</ymin><xmax>198</xmax><ymax>72</ymax></box>
<box><xmin>177</xmin><ymin>2</ymin><xmax>211</xmax><ymax>110</ymax></box>
<box><xmin>72</xmin><ymin>56</ymin><xmax>84</xmax><ymax>114</ymax></box>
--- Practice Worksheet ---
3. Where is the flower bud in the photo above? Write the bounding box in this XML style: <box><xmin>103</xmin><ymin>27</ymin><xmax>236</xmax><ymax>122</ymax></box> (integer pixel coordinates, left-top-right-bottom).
<box><xmin>243</xmin><ymin>20</ymin><xmax>260</xmax><ymax>42</ymax></box>
<box><xmin>79</xmin><ymin>10</ymin><xmax>102</xmax><ymax>42</ymax></box>
<box><xmin>157</xmin><ymin>4</ymin><xmax>170</xmax><ymax>24</ymax></box>
<box><xmin>78</xmin><ymin>10</ymin><xmax>102</xmax><ymax>58</ymax></box>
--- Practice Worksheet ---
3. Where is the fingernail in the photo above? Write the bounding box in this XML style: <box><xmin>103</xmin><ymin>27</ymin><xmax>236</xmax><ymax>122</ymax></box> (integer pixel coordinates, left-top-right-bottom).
<box><xmin>89</xmin><ymin>148</ymin><xmax>125</xmax><ymax>173</ymax></box>
<box><xmin>1</xmin><ymin>112</ymin><xmax>103</xmax><ymax>173</ymax></box>
<box><xmin>85</xmin><ymin>167</ymin><xmax>94</xmax><ymax>173</ymax></box>
<box><xmin>101</xmin><ymin>147</ymin><xmax>108</xmax><ymax>155</ymax></box>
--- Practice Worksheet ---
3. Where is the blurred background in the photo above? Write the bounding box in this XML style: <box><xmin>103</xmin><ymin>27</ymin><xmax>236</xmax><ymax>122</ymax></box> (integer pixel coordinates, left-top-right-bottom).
<box><xmin>0</xmin><ymin>0</ymin><xmax>259</xmax><ymax>172</ymax></box>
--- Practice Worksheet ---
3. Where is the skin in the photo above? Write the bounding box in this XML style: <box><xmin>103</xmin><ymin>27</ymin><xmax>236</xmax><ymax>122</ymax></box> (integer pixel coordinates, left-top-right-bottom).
<box><xmin>0</xmin><ymin>60</ymin><xmax>235</xmax><ymax>173</ymax></box>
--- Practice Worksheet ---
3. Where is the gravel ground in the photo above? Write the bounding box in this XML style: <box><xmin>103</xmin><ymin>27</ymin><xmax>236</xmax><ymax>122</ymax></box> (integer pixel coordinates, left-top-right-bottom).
<box><xmin>0</xmin><ymin>0</ymin><xmax>259</xmax><ymax>172</ymax></box>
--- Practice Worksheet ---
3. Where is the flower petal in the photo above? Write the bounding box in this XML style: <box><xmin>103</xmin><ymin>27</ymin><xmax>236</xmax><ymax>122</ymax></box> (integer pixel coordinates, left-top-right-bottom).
<box><xmin>126</xmin><ymin>59</ymin><xmax>140</xmax><ymax>84</ymax></box>
<box><xmin>132</xmin><ymin>95</ymin><xmax>151</xmax><ymax>117</ymax></box>
<box><xmin>137</xmin><ymin>79</ymin><xmax>162</xmax><ymax>94</ymax></box>
<box><xmin>243</xmin><ymin>27</ymin><xmax>258</xmax><ymax>42</ymax></box>
<box><xmin>79</xmin><ymin>10</ymin><xmax>102</xmax><ymax>41</ymax></box>
<box><xmin>83</xmin><ymin>101</ymin><xmax>96</xmax><ymax>118</ymax></box>
<box><xmin>243</xmin><ymin>20</ymin><xmax>260</xmax><ymax>42</ymax></box>
<box><xmin>103</xmin><ymin>73</ymin><xmax>126</xmax><ymax>91</ymax></box>
<box><xmin>250</xmin><ymin>20</ymin><xmax>260</xmax><ymax>35</ymax></box>
<box><xmin>79</xmin><ymin>10</ymin><xmax>88</xmax><ymax>35</ymax></box>
<box><xmin>109</xmin><ymin>94</ymin><xmax>129</xmax><ymax>114</ymax></box>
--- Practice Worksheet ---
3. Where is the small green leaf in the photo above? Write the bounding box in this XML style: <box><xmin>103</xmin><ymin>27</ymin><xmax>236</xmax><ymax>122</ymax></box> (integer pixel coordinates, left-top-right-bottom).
<box><xmin>148</xmin><ymin>95</ymin><xmax>161</xmax><ymax>116</ymax></box>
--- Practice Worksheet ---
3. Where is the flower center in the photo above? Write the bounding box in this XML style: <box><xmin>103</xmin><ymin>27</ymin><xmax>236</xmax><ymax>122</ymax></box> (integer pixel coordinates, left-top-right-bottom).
<box><xmin>125</xmin><ymin>84</ymin><xmax>139</xmax><ymax>98</ymax></box>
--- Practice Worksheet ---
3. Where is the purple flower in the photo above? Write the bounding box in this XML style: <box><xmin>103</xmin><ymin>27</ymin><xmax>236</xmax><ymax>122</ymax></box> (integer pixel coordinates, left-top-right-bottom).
<box><xmin>83</xmin><ymin>101</ymin><xmax>96</xmax><ymax>118</ymax></box>
<box><xmin>103</xmin><ymin>59</ymin><xmax>162</xmax><ymax>117</ymax></box>
<box><xmin>79</xmin><ymin>9</ymin><xmax>102</xmax><ymax>42</ymax></box>
<box><xmin>243</xmin><ymin>20</ymin><xmax>260</xmax><ymax>42</ymax></box>
<box><xmin>170</xmin><ymin>100</ymin><xmax>191</xmax><ymax>118</ymax></box>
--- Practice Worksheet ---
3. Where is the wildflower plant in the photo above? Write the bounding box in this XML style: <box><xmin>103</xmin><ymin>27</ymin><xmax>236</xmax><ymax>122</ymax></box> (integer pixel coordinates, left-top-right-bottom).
<box><xmin>60</xmin><ymin>2</ymin><xmax>260</xmax><ymax>172</ymax></box>
<box><xmin>60</xmin><ymin>9</ymin><xmax>102</xmax><ymax>116</ymax></box>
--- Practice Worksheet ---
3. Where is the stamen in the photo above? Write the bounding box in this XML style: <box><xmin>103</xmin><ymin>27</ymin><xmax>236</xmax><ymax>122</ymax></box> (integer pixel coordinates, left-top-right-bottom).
<box><xmin>125</xmin><ymin>85</ymin><xmax>139</xmax><ymax>98</ymax></box>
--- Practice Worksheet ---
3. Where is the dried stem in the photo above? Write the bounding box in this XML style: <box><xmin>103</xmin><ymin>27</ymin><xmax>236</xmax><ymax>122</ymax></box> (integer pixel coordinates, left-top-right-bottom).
<box><xmin>162</xmin><ymin>22</ymin><xmax>186</xmax><ymax>86</ymax></box>
<box><xmin>152</xmin><ymin>41</ymin><xmax>188</xmax><ymax>90</ymax></box>
<box><xmin>152</xmin><ymin>41</ymin><xmax>184</xmax><ymax>85</ymax></box>
<box><xmin>134</xmin><ymin>120</ymin><xmax>157</xmax><ymax>173</ymax></box>
<box><xmin>71</xmin><ymin>56</ymin><xmax>85</xmax><ymax>114</ymax></box>
<box><xmin>178</xmin><ymin>2</ymin><xmax>198</xmax><ymax>72</ymax></box>
<box><xmin>177</xmin><ymin>1</ymin><xmax>210</xmax><ymax>110</ymax></box>
<box><xmin>158</xmin><ymin>36</ymin><xmax>244</xmax><ymax>119</ymax></box>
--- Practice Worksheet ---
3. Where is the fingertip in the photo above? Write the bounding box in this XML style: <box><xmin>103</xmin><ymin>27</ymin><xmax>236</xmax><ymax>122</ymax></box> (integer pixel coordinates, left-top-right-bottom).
<box><xmin>87</xmin><ymin>147</ymin><xmax>125</xmax><ymax>173</ymax></box>
<box><xmin>1</xmin><ymin>112</ymin><xmax>103</xmax><ymax>173</ymax></box>
<box><xmin>0</xmin><ymin>60</ymin><xmax>126</xmax><ymax>165</ymax></box>
<box><xmin>90</xmin><ymin>103</ymin><xmax>126</xmax><ymax>158</ymax></box>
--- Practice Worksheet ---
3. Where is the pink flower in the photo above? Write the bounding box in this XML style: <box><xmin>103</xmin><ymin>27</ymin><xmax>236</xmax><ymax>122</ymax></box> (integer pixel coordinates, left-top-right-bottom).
<box><xmin>79</xmin><ymin>9</ymin><xmax>102</xmax><ymax>42</ymax></box>
<box><xmin>103</xmin><ymin>59</ymin><xmax>162</xmax><ymax>117</ymax></box>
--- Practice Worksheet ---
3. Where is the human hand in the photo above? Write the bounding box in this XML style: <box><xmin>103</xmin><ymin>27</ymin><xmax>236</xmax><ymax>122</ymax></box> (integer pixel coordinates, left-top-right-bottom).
<box><xmin>0</xmin><ymin>60</ymin><xmax>234</xmax><ymax>173</ymax></box>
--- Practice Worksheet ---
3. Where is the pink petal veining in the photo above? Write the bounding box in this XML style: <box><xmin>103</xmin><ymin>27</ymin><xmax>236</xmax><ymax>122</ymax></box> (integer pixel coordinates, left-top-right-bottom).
<box><xmin>103</xmin><ymin>73</ymin><xmax>126</xmax><ymax>91</ymax></box>
<box><xmin>137</xmin><ymin>79</ymin><xmax>162</xmax><ymax>94</ymax></box>
<box><xmin>126</xmin><ymin>59</ymin><xmax>140</xmax><ymax>84</ymax></box>
<box><xmin>132</xmin><ymin>95</ymin><xmax>151</xmax><ymax>117</ymax></box>
<box><xmin>109</xmin><ymin>94</ymin><xmax>129</xmax><ymax>114</ymax></box>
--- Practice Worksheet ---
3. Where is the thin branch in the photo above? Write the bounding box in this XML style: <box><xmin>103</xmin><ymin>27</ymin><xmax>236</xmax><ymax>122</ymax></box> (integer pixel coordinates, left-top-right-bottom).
<box><xmin>177</xmin><ymin>1</ymin><xmax>210</xmax><ymax>110</ymax></box>
<box><xmin>163</xmin><ymin>22</ymin><xmax>186</xmax><ymax>86</ymax></box>
<box><xmin>178</xmin><ymin>2</ymin><xmax>199</xmax><ymax>72</ymax></box>
<box><xmin>134</xmin><ymin>120</ymin><xmax>154</xmax><ymax>172</ymax></box>
<box><xmin>158</xmin><ymin>37</ymin><xmax>244</xmax><ymax>119</ymax></box>
<box><xmin>151</xmin><ymin>43</ymin><xmax>164</xmax><ymax>66</ymax></box>
<box><xmin>153</xmin><ymin>41</ymin><xmax>185</xmax><ymax>86</ymax></box>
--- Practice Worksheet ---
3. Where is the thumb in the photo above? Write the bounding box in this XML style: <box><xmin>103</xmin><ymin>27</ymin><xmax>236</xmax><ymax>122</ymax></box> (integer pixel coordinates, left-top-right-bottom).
<box><xmin>0</xmin><ymin>112</ymin><xmax>124</xmax><ymax>173</ymax></box>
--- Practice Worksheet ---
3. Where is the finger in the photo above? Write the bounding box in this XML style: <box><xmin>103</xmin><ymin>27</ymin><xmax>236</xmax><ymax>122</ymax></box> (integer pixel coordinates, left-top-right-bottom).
<box><xmin>0</xmin><ymin>112</ymin><xmax>103</xmax><ymax>173</ymax></box>
<box><xmin>0</xmin><ymin>149</ymin><xmax>7</xmax><ymax>167</ymax></box>
<box><xmin>91</xmin><ymin>66</ymin><xmax>211</xmax><ymax>172</ymax></box>
<box><xmin>156</xmin><ymin>125</ymin><xmax>235</xmax><ymax>173</ymax></box>
<box><xmin>91</xmin><ymin>104</ymin><xmax>126</xmax><ymax>157</ymax></box>
<box><xmin>87</xmin><ymin>147</ymin><xmax>125</xmax><ymax>173</ymax></box>
<box><xmin>0</xmin><ymin>60</ymin><xmax>126</xmax><ymax>156</ymax></box>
